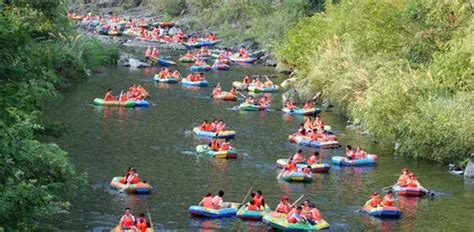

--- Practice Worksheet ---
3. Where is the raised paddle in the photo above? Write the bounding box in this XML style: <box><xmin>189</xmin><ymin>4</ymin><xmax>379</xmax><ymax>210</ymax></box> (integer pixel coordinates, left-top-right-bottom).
<box><xmin>383</xmin><ymin>185</ymin><xmax>394</xmax><ymax>192</ymax></box>
<box><xmin>210</xmin><ymin>82</ymin><xmax>221</xmax><ymax>98</ymax></box>
<box><xmin>290</xmin><ymin>195</ymin><xmax>305</xmax><ymax>208</ymax></box>
<box><xmin>277</xmin><ymin>154</ymin><xmax>294</xmax><ymax>180</ymax></box>
<box><xmin>240</xmin><ymin>186</ymin><xmax>254</xmax><ymax>207</ymax></box>
<box><xmin>147</xmin><ymin>209</ymin><xmax>153</xmax><ymax>228</ymax></box>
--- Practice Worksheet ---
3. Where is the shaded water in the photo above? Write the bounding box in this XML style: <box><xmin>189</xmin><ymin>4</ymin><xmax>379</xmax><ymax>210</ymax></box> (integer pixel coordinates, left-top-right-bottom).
<box><xmin>43</xmin><ymin>50</ymin><xmax>474</xmax><ymax>231</ymax></box>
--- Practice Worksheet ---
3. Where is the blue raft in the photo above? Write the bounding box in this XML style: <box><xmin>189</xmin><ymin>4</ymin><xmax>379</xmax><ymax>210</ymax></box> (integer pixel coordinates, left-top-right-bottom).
<box><xmin>331</xmin><ymin>155</ymin><xmax>378</xmax><ymax>166</ymax></box>
<box><xmin>189</xmin><ymin>204</ymin><xmax>238</xmax><ymax>218</ymax></box>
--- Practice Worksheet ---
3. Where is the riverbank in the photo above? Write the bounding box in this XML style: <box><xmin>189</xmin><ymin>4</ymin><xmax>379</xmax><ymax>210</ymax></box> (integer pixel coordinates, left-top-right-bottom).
<box><xmin>0</xmin><ymin>2</ymin><xmax>118</xmax><ymax>230</ymax></box>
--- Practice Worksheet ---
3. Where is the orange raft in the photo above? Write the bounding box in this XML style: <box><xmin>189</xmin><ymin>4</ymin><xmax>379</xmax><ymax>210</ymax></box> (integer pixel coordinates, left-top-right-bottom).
<box><xmin>212</xmin><ymin>91</ymin><xmax>237</xmax><ymax>101</ymax></box>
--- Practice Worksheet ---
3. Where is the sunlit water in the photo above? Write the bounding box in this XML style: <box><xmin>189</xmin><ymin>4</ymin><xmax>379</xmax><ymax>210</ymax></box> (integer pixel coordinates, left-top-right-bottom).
<box><xmin>42</xmin><ymin>48</ymin><xmax>474</xmax><ymax>231</ymax></box>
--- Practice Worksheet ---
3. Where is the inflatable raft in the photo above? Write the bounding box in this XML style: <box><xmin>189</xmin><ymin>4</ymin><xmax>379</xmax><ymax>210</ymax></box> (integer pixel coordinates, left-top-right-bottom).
<box><xmin>262</xmin><ymin>212</ymin><xmax>330</xmax><ymax>231</ymax></box>
<box><xmin>212</xmin><ymin>64</ymin><xmax>230</xmax><ymax>70</ymax></box>
<box><xmin>185</xmin><ymin>40</ymin><xmax>220</xmax><ymax>48</ymax></box>
<box><xmin>236</xmin><ymin>204</ymin><xmax>271</xmax><ymax>221</ymax></box>
<box><xmin>282</xmin><ymin>107</ymin><xmax>321</xmax><ymax>116</ymax></box>
<box><xmin>276</xmin><ymin>159</ymin><xmax>331</xmax><ymax>173</ymax></box>
<box><xmin>282</xmin><ymin>171</ymin><xmax>313</xmax><ymax>183</ymax></box>
<box><xmin>181</xmin><ymin>78</ymin><xmax>208</xmax><ymax>87</ymax></box>
<box><xmin>289</xmin><ymin>135</ymin><xmax>339</xmax><ymax>148</ymax></box>
<box><xmin>212</xmin><ymin>91</ymin><xmax>237</xmax><ymax>101</ymax></box>
<box><xmin>189</xmin><ymin>203</ymin><xmax>239</xmax><ymax>218</ymax></box>
<box><xmin>153</xmin><ymin>75</ymin><xmax>178</xmax><ymax>83</ymax></box>
<box><xmin>190</xmin><ymin>65</ymin><xmax>211</xmax><ymax>72</ymax></box>
<box><xmin>392</xmin><ymin>186</ymin><xmax>426</xmax><ymax>197</ymax></box>
<box><xmin>178</xmin><ymin>56</ymin><xmax>195</xmax><ymax>63</ymax></box>
<box><xmin>193</xmin><ymin>127</ymin><xmax>236</xmax><ymax>139</ymax></box>
<box><xmin>331</xmin><ymin>155</ymin><xmax>378</xmax><ymax>166</ymax></box>
<box><xmin>232</xmin><ymin>81</ymin><xmax>248</xmax><ymax>91</ymax></box>
<box><xmin>93</xmin><ymin>98</ymin><xmax>136</xmax><ymax>107</ymax></box>
<box><xmin>229</xmin><ymin>55</ymin><xmax>256</xmax><ymax>63</ymax></box>
<box><xmin>196</xmin><ymin>145</ymin><xmax>238</xmax><ymax>159</ymax></box>
<box><xmin>110</xmin><ymin>177</ymin><xmax>152</xmax><ymax>194</ymax></box>
<box><xmin>238</xmin><ymin>102</ymin><xmax>268</xmax><ymax>111</ymax></box>
<box><xmin>152</xmin><ymin>58</ymin><xmax>176</xmax><ymax>66</ymax></box>
<box><xmin>108</xmin><ymin>30</ymin><xmax>122</xmax><ymax>36</ymax></box>
<box><xmin>362</xmin><ymin>205</ymin><xmax>402</xmax><ymax>219</ymax></box>
<box><xmin>248</xmin><ymin>85</ymin><xmax>278</xmax><ymax>93</ymax></box>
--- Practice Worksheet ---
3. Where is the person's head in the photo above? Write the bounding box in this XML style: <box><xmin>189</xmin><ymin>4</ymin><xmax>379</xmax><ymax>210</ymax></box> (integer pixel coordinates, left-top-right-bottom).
<box><xmin>387</xmin><ymin>190</ymin><xmax>393</xmax><ymax>196</ymax></box>
<box><xmin>402</xmin><ymin>168</ymin><xmax>409</xmax><ymax>174</ymax></box>
<box><xmin>306</xmin><ymin>165</ymin><xmax>312</xmax><ymax>169</ymax></box>
<box><xmin>281</xmin><ymin>195</ymin><xmax>289</xmax><ymax>202</ymax></box>
<box><xmin>124</xmin><ymin>207</ymin><xmax>131</xmax><ymax>214</ymax></box>
<box><xmin>218</xmin><ymin>190</ymin><xmax>224</xmax><ymax>197</ymax></box>
<box><xmin>107</xmin><ymin>88</ymin><xmax>112</xmax><ymax>92</ymax></box>
<box><xmin>257</xmin><ymin>190</ymin><xmax>262</xmax><ymax>196</ymax></box>
<box><xmin>288</xmin><ymin>157</ymin><xmax>293</xmax><ymax>162</ymax></box>
<box><xmin>130</xmin><ymin>168</ymin><xmax>136</xmax><ymax>173</ymax></box>
<box><xmin>409</xmin><ymin>173</ymin><xmax>415</xmax><ymax>179</ymax></box>
<box><xmin>356</xmin><ymin>146</ymin><xmax>362</xmax><ymax>151</ymax></box>
<box><xmin>139</xmin><ymin>213</ymin><xmax>145</xmax><ymax>218</ymax></box>
<box><xmin>204</xmin><ymin>120</ymin><xmax>208</xmax><ymax>123</ymax></box>
<box><xmin>300</xmin><ymin>123</ymin><xmax>304</xmax><ymax>127</ymax></box>
<box><xmin>127</xmin><ymin>166</ymin><xmax>133</xmax><ymax>171</ymax></box>
<box><xmin>309</xmin><ymin>203</ymin><xmax>316</xmax><ymax>208</ymax></box>
<box><xmin>250</xmin><ymin>192</ymin><xmax>255</xmax><ymax>198</ymax></box>
<box><xmin>372</xmin><ymin>192</ymin><xmax>379</xmax><ymax>197</ymax></box>
<box><xmin>314</xmin><ymin>151</ymin><xmax>320</xmax><ymax>156</ymax></box>
<box><xmin>296</xmin><ymin>206</ymin><xmax>302</xmax><ymax>212</ymax></box>
<box><xmin>346</xmin><ymin>145</ymin><xmax>352</xmax><ymax>150</ymax></box>
<box><xmin>297</xmin><ymin>149</ymin><xmax>303</xmax><ymax>154</ymax></box>
<box><xmin>303</xmin><ymin>200</ymin><xmax>310</xmax><ymax>206</ymax></box>
<box><xmin>249</xmin><ymin>96</ymin><xmax>253</xmax><ymax>99</ymax></box>
<box><xmin>218</xmin><ymin>119</ymin><xmax>223</xmax><ymax>123</ymax></box>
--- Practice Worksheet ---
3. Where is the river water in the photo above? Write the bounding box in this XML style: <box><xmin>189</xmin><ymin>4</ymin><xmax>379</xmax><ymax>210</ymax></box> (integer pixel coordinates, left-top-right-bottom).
<box><xmin>42</xmin><ymin>48</ymin><xmax>474</xmax><ymax>231</ymax></box>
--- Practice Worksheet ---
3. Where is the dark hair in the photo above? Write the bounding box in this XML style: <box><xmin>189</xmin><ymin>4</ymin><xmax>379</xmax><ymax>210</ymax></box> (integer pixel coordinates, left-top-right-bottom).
<box><xmin>346</xmin><ymin>145</ymin><xmax>352</xmax><ymax>150</ymax></box>
<box><xmin>250</xmin><ymin>192</ymin><xmax>255</xmax><ymax>198</ymax></box>
<box><xmin>125</xmin><ymin>207</ymin><xmax>131</xmax><ymax>211</ymax></box>
<box><xmin>296</xmin><ymin>206</ymin><xmax>302</xmax><ymax>210</ymax></box>
<box><xmin>309</xmin><ymin>203</ymin><xmax>316</xmax><ymax>208</ymax></box>
<box><xmin>218</xmin><ymin>190</ymin><xmax>224</xmax><ymax>197</ymax></box>
<box><xmin>298</xmin><ymin>149</ymin><xmax>302</xmax><ymax>153</ymax></box>
<box><xmin>107</xmin><ymin>88</ymin><xmax>112</xmax><ymax>92</ymax></box>
<box><xmin>314</xmin><ymin>151</ymin><xmax>320</xmax><ymax>156</ymax></box>
<box><xmin>205</xmin><ymin>192</ymin><xmax>211</xmax><ymax>197</ymax></box>
<box><xmin>139</xmin><ymin>213</ymin><xmax>145</xmax><ymax>217</ymax></box>
<box><xmin>257</xmin><ymin>190</ymin><xmax>262</xmax><ymax>195</ymax></box>
<box><xmin>387</xmin><ymin>190</ymin><xmax>393</xmax><ymax>194</ymax></box>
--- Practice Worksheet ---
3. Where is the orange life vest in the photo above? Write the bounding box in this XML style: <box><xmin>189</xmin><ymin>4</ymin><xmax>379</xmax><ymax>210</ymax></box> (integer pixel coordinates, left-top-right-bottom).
<box><xmin>276</xmin><ymin>202</ymin><xmax>291</xmax><ymax>214</ymax></box>
<box><xmin>202</xmin><ymin>196</ymin><xmax>214</xmax><ymax>208</ymax></box>
<box><xmin>247</xmin><ymin>204</ymin><xmax>259</xmax><ymax>211</ymax></box>
<box><xmin>382</xmin><ymin>195</ymin><xmax>394</xmax><ymax>207</ymax></box>
<box><xmin>120</xmin><ymin>215</ymin><xmax>135</xmax><ymax>228</ymax></box>
<box><xmin>136</xmin><ymin>218</ymin><xmax>148</xmax><ymax>232</ymax></box>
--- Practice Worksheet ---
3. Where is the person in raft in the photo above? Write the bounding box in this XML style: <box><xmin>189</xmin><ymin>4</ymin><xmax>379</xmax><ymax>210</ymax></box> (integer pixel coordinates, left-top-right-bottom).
<box><xmin>285</xmin><ymin>158</ymin><xmax>297</xmax><ymax>172</ymax></box>
<box><xmin>199</xmin><ymin>120</ymin><xmax>211</xmax><ymax>131</ymax></box>
<box><xmin>211</xmin><ymin>190</ymin><xmax>226</xmax><ymax>209</ymax></box>
<box><xmin>209</xmin><ymin>138</ymin><xmax>220</xmax><ymax>151</ymax></box>
<box><xmin>365</xmin><ymin>192</ymin><xmax>382</xmax><ymax>208</ymax></box>
<box><xmin>199</xmin><ymin>192</ymin><xmax>214</xmax><ymax>208</ymax></box>
<box><xmin>211</xmin><ymin>85</ymin><xmax>222</xmax><ymax>97</ymax></box>
<box><xmin>246</xmin><ymin>199</ymin><xmax>259</xmax><ymax>211</ymax></box>
<box><xmin>219</xmin><ymin>139</ymin><xmax>232</xmax><ymax>151</ymax></box>
<box><xmin>407</xmin><ymin>173</ymin><xmax>423</xmax><ymax>188</ymax></box>
<box><xmin>382</xmin><ymin>191</ymin><xmax>395</xmax><ymax>207</ymax></box>
<box><xmin>119</xmin><ymin>208</ymin><xmax>136</xmax><ymax>230</ymax></box>
<box><xmin>287</xmin><ymin>206</ymin><xmax>306</xmax><ymax>223</ymax></box>
<box><xmin>397</xmin><ymin>168</ymin><xmax>410</xmax><ymax>187</ymax></box>
<box><xmin>354</xmin><ymin>146</ymin><xmax>367</xmax><ymax>159</ymax></box>
<box><xmin>304</xmin><ymin>101</ymin><xmax>314</xmax><ymax>109</ymax></box>
<box><xmin>104</xmin><ymin>89</ymin><xmax>114</xmax><ymax>101</ymax></box>
<box><xmin>285</xmin><ymin>100</ymin><xmax>297</xmax><ymax>110</ymax></box>
<box><xmin>258</xmin><ymin>96</ymin><xmax>269</xmax><ymax>108</ymax></box>
<box><xmin>245</xmin><ymin>95</ymin><xmax>256</xmax><ymax>105</ymax></box>
<box><xmin>345</xmin><ymin>145</ymin><xmax>355</xmax><ymax>160</ymax></box>
<box><xmin>292</xmin><ymin>149</ymin><xmax>305</xmax><ymax>164</ymax></box>
<box><xmin>135</xmin><ymin>213</ymin><xmax>150</xmax><ymax>232</ymax></box>
<box><xmin>144</xmin><ymin>46</ymin><xmax>151</xmax><ymax>60</ymax></box>
<box><xmin>302</xmin><ymin>165</ymin><xmax>312</xmax><ymax>175</ymax></box>
<box><xmin>253</xmin><ymin>190</ymin><xmax>265</xmax><ymax>209</ymax></box>
<box><xmin>120</xmin><ymin>168</ymin><xmax>140</xmax><ymax>186</ymax></box>
<box><xmin>275</xmin><ymin>195</ymin><xmax>291</xmax><ymax>214</ymax></box>
<box><xmin>307</xmin><ymin>151</ymin><xmax>320</xmax><ymax>165</ymax></box>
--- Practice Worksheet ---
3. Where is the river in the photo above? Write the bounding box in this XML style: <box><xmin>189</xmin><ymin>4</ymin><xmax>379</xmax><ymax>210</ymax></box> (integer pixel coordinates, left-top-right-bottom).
<box><xmin>42</xmin><ymin>48</ymin><xmax>474</xmax><ymax>231</ymax></box>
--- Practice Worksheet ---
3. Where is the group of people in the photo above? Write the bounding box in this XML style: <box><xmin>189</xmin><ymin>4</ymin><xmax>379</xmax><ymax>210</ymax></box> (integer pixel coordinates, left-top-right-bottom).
<box><xmin>245</xmin><ymin>95</ymin><xmax>270</xmax><ymax>107</ymax></box>
<box><xmin>243</xmin><ymin>191</ymin><xmax>266</xmax><ymax>211</ymax></box>
<box><xmin>345</xmin><ymin>145</ymin><xmax>368</xmax><ymax>160</ymax></box>
<box><xmin>275</xmin><ymin>196</ymin><xmax>323</xmax><ymax>224</ymax></box>
<box><xmin>238</xmin><ymin>46</ymin><xmax>251</xmax><ymax>58</ymax></box>
<box><xmin>198</xmin><ymin>190</ymin><xmax>227</xmax><ymax>209</ymax></box>
<box><xmin>365</xmin><ymin>191</ymin><xmax>396</xmax><ymax>208</ymax></box>
<box><xmin>211</xmin><ymin>85</ymin><xmax>238</xmax><ymax>97</ymax></box>
<box><xmin>187</xmin><ymin>33</ymin><xmax>220</xmax><ymax>44</ymax></box>
<box><xmin>103</xmin><ymin>85</ymin><xmax>149</xmax><ymax>102</ymax></box>
<box><xmin>284</xmin><ymin>150</ymin><xmax>322</xmax><ymax>174</ymax></box>
<box><xmin>199</xmin><ymin>119</ymin><xmax>227</xmax><ymax>132</ymax></box>
<box><xmin>118</xmin><ymin>208</ymin><xmax>150</xmax><ymax>232</ymax></box>
<box><xmin>208</xmin><ymin>138</ymin><xmax>233</xmax><ymax>152</ymax></box>
<box><xmin>240</xmin><ymin>75</ymin><xmax>274</xmax><ymax>89</ymax></box>
<box><xmin>396</xmin><ymin>168</ymin><xmax>423</xmax><ymax>188</ymax></box>
<box><xmin>156</xmin><ymin>67</ymin><xmax>181</xmax><ymax>80</ymax></box>
<box><xmin>144</xmin><ymin>47</ymin><xmax>160</xmax><ymax>60</ymax></box>
<box><xmin>285</xmin><ymin>100</ymin><xmax>315</xmax><ymax>110</ymax></box>
<box><xmin>185</xmin><ymin>72</ymin><xmax>206</xmax><ymax>82</ymax></box>
<box><xmin>293</xmin><ymin>116</ymin><xmax>336</xmax><ymax>142</ymax></box>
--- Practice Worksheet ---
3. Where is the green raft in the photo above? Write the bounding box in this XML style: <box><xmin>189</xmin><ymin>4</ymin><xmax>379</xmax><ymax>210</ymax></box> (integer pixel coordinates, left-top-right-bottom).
<box><xmin>262</xmin><ymin>212</ymin><xmax>330</xmax><ymax>231</ymax></box>
<box><xmin>196</xmin><ymin>145</ymin><xmax>238</xmax><ymax>159</ymax></box>
<box><xmin>93</xmin><ymin>98</ymin><xmax>136</xmax><ymax>107</ymax></box>
<box><xmin>237</xmin><ymin>204</ymin><xmax>271</xmax><ymax>221</ymax></box>
<box><xmin>238</xmin><ymin>102</ymin><xmax>267</xmax><ymax>111</ymax></box>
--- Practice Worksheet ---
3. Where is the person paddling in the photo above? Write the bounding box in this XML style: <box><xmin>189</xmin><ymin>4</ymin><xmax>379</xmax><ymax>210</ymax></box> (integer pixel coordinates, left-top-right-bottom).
<box><xmin>252</xmin><ymin>190</ymin><xmax>265</xmax><ymax>209</ymax></box>
<box><xmin>135</xmin><ymin>213</ymin><xmax>149</xmax><ymax>232</ymax></box>
<box><xmin>246</xmin><ymin>200</ymin><xmax>259</xmax><ymax>211</ymax></box>
<box><xmin>276</xmin><ymin>195</ymin><xmax>291</xmax><ymax>214</ymax></box>
<box><xmin>104</xmin><ymin>89</ymin><xmax>114</xmax><ymax>101</ymax></box>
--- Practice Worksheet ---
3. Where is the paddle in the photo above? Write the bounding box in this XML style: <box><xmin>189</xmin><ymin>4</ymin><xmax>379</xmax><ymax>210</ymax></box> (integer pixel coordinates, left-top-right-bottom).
<box><xmin>240</xmin><ymin>186</ymin><xmax>254</xmax><ymax>207</ymax></box>
<box><xmin>147</xmin><ymin>209</ymin><xmax>153</xmax><ymax>229</ymax></box>
<box><xmin>382</xmin><ymin>185</ymin><xmax>394</xmax><ymax>192</ymax></box>
<box><xmin>210</xmin><ymin>82</ymin><xmax>221</xmax><ymax>98</ymax></box>
<box><xmin>277</xmin><ymin>153</ymin><xmax>294</xmax><ymax>180</ymax></box>
<box><xmin>237</xmin><ymin>91</ymin><xmax>247</xmax><ymax>99</ymax></box>
<box><xmin>289</xmin><ymin>195</ymin><xmax>305</xmax><ymax>208</ymax></box>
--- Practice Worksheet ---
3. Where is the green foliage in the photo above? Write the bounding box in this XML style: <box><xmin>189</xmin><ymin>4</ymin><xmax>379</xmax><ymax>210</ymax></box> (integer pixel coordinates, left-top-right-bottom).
<box><xmin>0</xmin><ymin>1</ymin><xmax>117</xmax><ymax>230</ymax></box>
<box><xmin>147</xmin><ymin>0</ymin><xmax>187</xmax><ymax>17</ymax></box>
<box><xmin>279</xmin><ymin>0</ymin><xmax>474</xmax><ymax>163</ymax></box>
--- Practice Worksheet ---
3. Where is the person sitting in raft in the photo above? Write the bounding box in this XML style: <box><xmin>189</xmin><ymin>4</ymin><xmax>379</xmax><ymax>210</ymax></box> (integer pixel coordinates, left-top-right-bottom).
<box><xmin>119</xmin><ymin>166</ymin><xmax>134</xmax><ymax>184</ymax></box>
<box><xmin>150</xmin><ymin>47</ymin><xmax>159</xmax><ymax>60</ymax></box>
<box><xmin>307</xmin><ymin>151</ymin><xmax>320</xmax><ymax>165</ymax></box>
<box><xmin>242</xmin><ymin>75</ymin><xmax>251</xmax><ymax>86</ymax></box>
<box><xmin>407</xmin><ymin>173</ymin><xmax>422</xmax><ymax>188</ymax></box>
<box><xmin>293</xmin><ymin>149</ymin><xmax>305</xmax><ymax>164</ymax></box>
<box><xmin>209</xmin><ymin>138</ymin><xmax>220</xmax><ymax>151</ymax></box>
<box><xmin>211</xmin><ymin>190</ymin><xmax>225</xmax><ymax>209</ymax></box>
<box><xmin>144</xmin><ymin>47</ymin><xmax>151</xmax><ymax>60</ymax></box>
<box><xmin>308</xmin><ymin>203</ymin><xmax>322</xmax><ymax>223</ymax></box>
<box><xmin>382</xmin><ymin>191</ymin><xmax>395</xmax><ymax>207</ymax></box>
<box><xmin>246</xmin><ymin>199</ymin><xmax>259</xmax><ymax>211</ymax></box>
<box><xmin>123</xmin><ymin>168</ymin><xmax>140</xmax><ymax>185</ymax></box>
<box><xmin>264</xmin><ymin>77</ymin><xmax>273</xmax><ymax>87</ymax></box>
<box><xmin>285</xmin><ymin>158</ymin><xmax>298</xmax><ymax>172</ymax></box>
<box><xmin>276</xmin><ymin>195</ymin><xmax>291</xmax><ymax>214</ymax></box>
<box><xmin>313</xmin><ymin>114</ymin><xmax>324</xmax><ymax>129</ymax></box>
<box><xmin>304</xmin><ymin>118</ymin><xmax>314</xmax><ymax>130</ymax></box>
<box><xmin>354</xmin><ymin>146</ymin><xmax>367</xmax><ymax>159</ymax></box>
<box><xmin>209</xmin><ymin>118</ymin><xmax>218</xmax><ymax>131</ymax></box>
<box><xmin>135</xmin><ymin>213</ymin><xmax>149</xmax><ymax>232</ymax></box>
<box><xmin>171</xmin><ymin>70</ymin><xmax>181</xmax><ymax>80</ymax></box>
<box><xmin>245</xmin><ymin>96</ymin><xmax>256</xmax><ymax>105</ymax></box>
<box><xmin>119</xmin><ymin>208</ymin><xmax>136</xmax><ymax>230</ymax></box>
<box><xmin>215</xmin><ymin>120</ymin><xmax>226</xmax><ymax>132</ymax></box>
<box><xmin>251</xmin><ymin>78</ymin><xmax>261</xmax><ymax>87</ymax></box>
<box><xmin>104</xmin><ymin>89</ymin><xmax>114</xmax><ymax>101</ymax></box>
<box><xmin>302</xmin><ymin>165</ymin><xmax>312</xmax><ymax>175</ymax></box>
<box><xmin>365</xmin><ymin>192</ymin><xmax>382</xmax><ymax>208</ymax></box>
<box><xmin>211</xmin><ymin>85</ymin><xmax>222</xmax><ymax>97</ymax></box>
<box><xmin>159</xmin><ymin>67</ymin><xmax>170</xmax><ymax>79</ymax></box>
<box><xmin>229</xmin><ymin>87</ymin><xmax>238</xmax><ymax>96</ymax></box>
<box><xmin>199</xmin><ymin>192</ymin><xmax>214</xmax><ymax>208</ymax></box>
<box><xmin>258</xmin><ymin>96</ymin><xmax>269</xmax><ymax>108</ymax></box>
<box><xmin>304</xmin><ymin>101</ymin><xmax>314</xmax><ymax>109</ymax></box>
<box><xmin>194</xmin><ymin>58</ymin><xmax>206</xmax><ymax>67</ymax></box>
<box><xmin>253</xmin><ymin>190</ymin><xmax>265</xmax><ymax>209</ymax></box>
<box><xmin>285</xmin><ymin>100</ymin><xmax>297</xmax><ymax>110</ymax></box>
<box><xmin>397</xmin><ymin>168</ymin><xmax>410</xmax><ymax>187</ymax></box>
<box><xmin>238</xmin><ymin>46</ymin><xmax>248</xmax><ymax>57</ymax></box>
<box><xmin>287</xmin><ymin>207</ymin><xmax>306</xmax><ymax>223</ymax></box>
<box><xmin>219</xmin><ymin>139</ymin><xmax>232</xmax><ymax>151</ymax></box>
<box><xmin>199</xmin><ymin>120</ymin><xmax>212</xmax><ymax>131</ymax></box>
<box><xmin>345</xmin><ymin>145</ymin><xmax>355</xmax><ymax>160</ymax></box>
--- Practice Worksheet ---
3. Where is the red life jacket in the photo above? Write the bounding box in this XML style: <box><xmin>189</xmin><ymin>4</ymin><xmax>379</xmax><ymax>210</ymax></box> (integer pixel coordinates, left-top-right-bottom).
<box><xmin>136</xmin><ymin>218</ymin><xmax>148</xmax><ymax>232</ymax></box>
<box><xmin>202</xmin><ymin>196</ymin><xmax>214</xmax><ymax>208</ymax></box>
<box><xmin>253</xmin><ymin>195</ymin><xmax>263</xmax><ymax>208</ymax></box>
<box><xmin>120</xmin><ymin>215</ymin><xmax>135</xmax><ymax>228</ymax></box>
<box><xmin>276</xmin><ymin>202</ymin><xmax>290</xmax><ymax>213</ymax></box>
<box><xmin>247</xmin><ymin>204</ymin><xmax>259</xmax><ymax>211</ymax></box>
